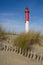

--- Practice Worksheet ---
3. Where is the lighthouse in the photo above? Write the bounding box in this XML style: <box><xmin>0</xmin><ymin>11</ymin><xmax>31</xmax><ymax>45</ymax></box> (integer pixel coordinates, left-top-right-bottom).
<box><xmin>25</xmin><ymin>8</ymin><xmax>29</xmax><ymax>32</ymax></box>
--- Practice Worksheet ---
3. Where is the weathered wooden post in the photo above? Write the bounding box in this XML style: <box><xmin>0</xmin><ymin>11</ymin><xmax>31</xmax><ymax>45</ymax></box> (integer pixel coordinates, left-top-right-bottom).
<box><xmin>23</xmin><ymin>49</ymin><xmax>25</xmax><ymax>56</ymax></box>
<box><xmin>28</xmin><ymin>51</ymin><xmax>31</xmax><ymax>58</ymax></box>
<box><xmin>10</xmin><ymin>46</ymin><xmax>12</xmax><ymax>51</ymax></box>
<box><xmin>33</xmin><ymin>52</ymin><xmax>36</xmax><ymax>60</ymax></box>
<box><xmin>20</xmin><ymin>48</ymin><xmax>22</xmax><ymax>54</ymax></box>
<box><xmin>39</xmin><ymin>53</ymin><xmax>43</xmax><ymax>62</ymax></box>
<box><xmin>12</xmin><ymin>48</ymin><xmax>15</xmax><ymax>52</ymax></box>
<box><xmin>7</xmin><ymin>46</ymin><xmax>9</xmax><ymax>51</ymax></box>
<box><xmin>25</xmin><ymin>49</ymin><xmax>28</xmax><ymax>57</ymax></box>
<box><xmin>29</xmin><ymin>51</ymin><xmax>33</xmax><ymax>59</ymax></box>
<box><xmin>5</xmin><ymin>45</ymin><xmax>7</xmax><ymax>51</ymax></box>
<box><xmin>35</xmin><ymin>54</ymin><xmax>38</xmax><ymax>61</ymax></box>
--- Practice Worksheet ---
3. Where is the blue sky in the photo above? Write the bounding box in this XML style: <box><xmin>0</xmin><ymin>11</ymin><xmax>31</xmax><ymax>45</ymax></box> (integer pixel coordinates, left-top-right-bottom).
<box><xmin>0</xmin><ymin>0</ymin><xmax>43</xmax><ymax>33</ymax></box>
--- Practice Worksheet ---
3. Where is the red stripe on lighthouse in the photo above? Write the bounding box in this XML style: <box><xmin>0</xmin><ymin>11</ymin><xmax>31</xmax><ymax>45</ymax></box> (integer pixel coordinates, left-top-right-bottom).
<box><xmin>25</xmin><ymin>8</ymin><xmax>29</xmax><ymax>22</ymax></box>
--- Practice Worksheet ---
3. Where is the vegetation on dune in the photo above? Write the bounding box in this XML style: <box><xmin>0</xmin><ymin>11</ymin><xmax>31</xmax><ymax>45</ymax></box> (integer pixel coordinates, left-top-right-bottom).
<box><xmin>0</xmin><ymin>26</ymin><xmax>6</xmax><ymax>41</ymax></box>
<box><xmin>13</xmin><ymin>31</ymin><xmax>43</xmax><ymax>51</ymax></box>
<box><xmin>0</xmin><ymin>26</ymin><xmax>17</xmax><ymax>41</ymax></box>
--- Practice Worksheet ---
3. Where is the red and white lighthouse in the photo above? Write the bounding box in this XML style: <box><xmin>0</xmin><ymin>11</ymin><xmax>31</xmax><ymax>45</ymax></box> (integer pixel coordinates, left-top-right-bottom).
<box><xmin>25</xmin><ymin>8</ymin><xmax>29</xmax><ymax>32</ymax></box>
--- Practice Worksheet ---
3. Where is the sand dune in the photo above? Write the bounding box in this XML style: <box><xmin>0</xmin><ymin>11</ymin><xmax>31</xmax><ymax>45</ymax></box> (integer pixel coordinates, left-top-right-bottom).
<box><xmin>0</xmin><ymin>50</ymin><xmax>43</xmax><ymax>65</ymax></box>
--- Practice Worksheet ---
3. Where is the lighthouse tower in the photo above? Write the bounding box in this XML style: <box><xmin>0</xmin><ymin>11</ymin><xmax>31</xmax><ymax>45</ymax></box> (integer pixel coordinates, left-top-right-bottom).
<box><xmin>25</xmin><ymin>8</ymin><xmax>29</xmax><ymax>32</ymax></box>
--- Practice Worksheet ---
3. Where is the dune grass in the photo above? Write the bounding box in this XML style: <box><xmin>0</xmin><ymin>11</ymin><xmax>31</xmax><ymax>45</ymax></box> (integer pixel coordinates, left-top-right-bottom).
<box><xmin>0</xmin><ymin>26</ymin><xmax>6</xmax><ymax>41</ymax></box>
<box><xmin>13</xmin><ymin>31</ymin><xmax>42</xmax><ymax>50</ymax></box>
<box><xmin>0</xmin><ymin>26</ymin><xmax>16</xmax><ymax>42</ymax></box>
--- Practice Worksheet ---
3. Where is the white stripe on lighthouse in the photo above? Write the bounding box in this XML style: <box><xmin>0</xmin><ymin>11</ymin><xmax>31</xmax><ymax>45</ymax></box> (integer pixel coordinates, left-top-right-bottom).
<box><xmin>25</xmin><ymin>21</ymin><xmax>29</xmax><ymax>32</ymax></box>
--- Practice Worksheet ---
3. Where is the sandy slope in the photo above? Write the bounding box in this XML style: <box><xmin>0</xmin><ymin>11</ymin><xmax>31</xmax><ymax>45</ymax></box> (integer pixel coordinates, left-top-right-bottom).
<box><xmin>0</xmin><ymin>50</ymin><xmax>43</xmax><ymax>65</ymax></box>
